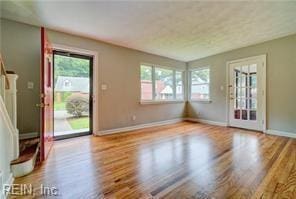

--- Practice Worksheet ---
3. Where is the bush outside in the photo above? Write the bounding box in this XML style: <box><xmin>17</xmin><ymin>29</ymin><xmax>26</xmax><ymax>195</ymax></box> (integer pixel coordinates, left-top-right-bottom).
<box><xmin>66</xmin><ymin>93</ymin><xmax>89</xmax><ymax>117</ymax></box>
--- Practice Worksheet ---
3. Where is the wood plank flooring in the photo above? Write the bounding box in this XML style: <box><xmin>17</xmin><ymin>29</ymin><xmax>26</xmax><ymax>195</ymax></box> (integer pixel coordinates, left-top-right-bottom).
<box><xmin>13</xmin><ymin>122</ymin><xmax>296</xmax><ymax>198</ymax></box>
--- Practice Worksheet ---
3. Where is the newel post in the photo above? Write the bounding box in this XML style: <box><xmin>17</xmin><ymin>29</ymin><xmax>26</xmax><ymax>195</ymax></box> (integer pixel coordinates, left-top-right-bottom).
<box><xmin>5</xmin><ymin>73</ymin><xmax>19</xmax><ymax>158</ymax></box>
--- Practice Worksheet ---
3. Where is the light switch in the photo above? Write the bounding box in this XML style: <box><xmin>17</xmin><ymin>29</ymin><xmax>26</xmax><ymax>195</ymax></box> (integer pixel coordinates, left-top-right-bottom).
<box><xmin>101</xmin><ymin>84</ymin><xmax>108</xmax><ymax>90</ymax></box>
<box><xmin>28</xmin><ymin>82</ymin><xmax>34</xmax><ymax>89</ymax></box>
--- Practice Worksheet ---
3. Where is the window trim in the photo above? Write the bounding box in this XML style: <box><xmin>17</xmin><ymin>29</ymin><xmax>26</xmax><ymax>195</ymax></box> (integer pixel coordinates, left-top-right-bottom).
<box><xmin>189</xmin><ymin>66</ymin><xmax>211</xmax><ymax>102</ymax></box>
<box><xmin>140</xmin><ymin>63</ymin><xmax>185</xmax><ymax>103</ymax></box>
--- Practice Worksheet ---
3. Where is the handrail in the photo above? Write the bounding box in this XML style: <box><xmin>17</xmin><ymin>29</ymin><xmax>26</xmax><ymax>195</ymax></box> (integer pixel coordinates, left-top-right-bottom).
<box><xmin>0</xmin><ymin>53</ymin><xmax>10</xmax><ymax>89</ymax></box>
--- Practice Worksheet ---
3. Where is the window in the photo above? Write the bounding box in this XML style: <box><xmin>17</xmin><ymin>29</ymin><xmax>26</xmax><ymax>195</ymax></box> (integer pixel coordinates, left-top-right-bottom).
<box><xmin>176</xmin><ymin>71</ymin><xmax>184</xmax><ymax>100</ymax></box>
<box><xmin>190</xmin><ymin>68</ymin><xmax>210</xmax><ymax>101</ymax></box>
<box><xmin>140</xmin><ymin>64</ymin><xmax>184</xmax><ymax>102</ymax></box>
<box><xmin>140</xmin><ymin>65</ymin><xmax>153</xmax><ymax>100</ymax></box>
<box><xmin>155</xmin><ymin>67</ymin><xmax>174</xmax><ymax>100</ymax></box>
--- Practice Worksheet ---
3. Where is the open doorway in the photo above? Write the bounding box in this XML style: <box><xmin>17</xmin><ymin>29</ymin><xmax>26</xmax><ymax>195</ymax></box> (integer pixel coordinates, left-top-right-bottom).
<box><xmin>53</xmin><ymin>50</ymin><xmax>93</xmax><ymax>139</ymax></box>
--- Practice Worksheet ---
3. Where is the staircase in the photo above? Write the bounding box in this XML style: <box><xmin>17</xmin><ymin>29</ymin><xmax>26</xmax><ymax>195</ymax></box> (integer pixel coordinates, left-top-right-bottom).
<box><xmin>0</xmin><ymin>54</ymin><xmax>39</xmax><ymax>198</ymax></box>
<box><xmin>10</xmin><ymin>137</ymin><xmax>39</xmax><ymax>178</ymax></box>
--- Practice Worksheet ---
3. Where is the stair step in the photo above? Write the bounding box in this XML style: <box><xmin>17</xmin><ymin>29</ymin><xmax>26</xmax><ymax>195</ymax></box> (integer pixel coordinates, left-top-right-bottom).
<box><xmin>19</xmin><ymin>138</ymin><xmax>39</xmax><ymax>154</ymax></box>
<box><xmin>11</xmin><ymin>143</ymin><xmax>38</xmax><ymax>165</ymax></box>
<box><xmin>10</xmin><ymin>138</ymin><xmax>39</xmax><ymax>177</ymax></box>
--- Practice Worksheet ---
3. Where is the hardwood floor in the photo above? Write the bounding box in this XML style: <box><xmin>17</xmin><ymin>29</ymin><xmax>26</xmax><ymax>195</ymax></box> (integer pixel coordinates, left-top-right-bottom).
<box><xmin>13</xmin><ymin>122</ymin><xmax>295</xmax><ymax>198</ymax></box>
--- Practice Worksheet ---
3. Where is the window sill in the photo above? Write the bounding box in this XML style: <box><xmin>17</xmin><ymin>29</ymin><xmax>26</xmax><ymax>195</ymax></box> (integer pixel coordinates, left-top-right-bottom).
<box><xmin>189</xmin><ymin>100</ymin><xmax>212</xmax><ymax>104</ymax></box>
<box><xmin>140</xmin><ymin>100</ymin><xmax>185</xmax><ymax>105</ymax></box>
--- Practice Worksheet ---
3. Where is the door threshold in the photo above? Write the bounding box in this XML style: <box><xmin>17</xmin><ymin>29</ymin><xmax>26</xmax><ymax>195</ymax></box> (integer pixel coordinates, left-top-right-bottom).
<box><xmin>54</xmin><ymin>131</ymin><xmax>91</xmax><ymax>140</ymax></box>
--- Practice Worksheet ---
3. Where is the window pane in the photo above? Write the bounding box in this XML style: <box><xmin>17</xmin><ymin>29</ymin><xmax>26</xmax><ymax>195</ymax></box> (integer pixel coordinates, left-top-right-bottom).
<box><xmin>191</xmin><ymin>68</ymin><xmax>210</xmax><ymax>100</ymax></box>
<box><xmin>238</xmin><ymin>98</ymin><xmax>247</xmax><ymax>109</ymax></box>
<box><xmin>241</xmin><ymin>88</ymin><xmax>247</xmax><ymax>98</ymax></box>
<box><xmin>191</xmin><ymin>84</ymin><xmax>209</xmax><ymax>100</ymax></box>
<box><xmin>249</xmin><ymin>74</ymin><xmax>257</xmax><ymax>88</ymax></box>
<box><xmin>155</xmin><ymin>68</ymin><xmax>174</xmax><ymax>100</ymax></box>
<box><xmin>235</xmin><ymin>77</ymin><xmax>241</xmax><ymax>87</ymax></box>
<box><xmin>234</xmin><ymin>110</ymin><xmax>240</xmax><ymax>119</ymax></box>
<box><xmin>241</xmin><ymin>73</ymin><xmax>247</xmax><ymax>87</ymax></box>
<box><xmin>242</xmin><ymin>110</ymin><xmax>248</xmax><ymax>120</ymax></box>
<box><xmin>249</xmin><ymin>88</ymin><xmax>257</xmax><ymax>98</ymax></box>
<box><xmin>250</xmin><ymin>110</ymin><xmax>257</xmax><ymax>120</ymax></box>
<box><xmin>176</xmin><ymin>71</ymin><xmax>183</xmax><ymax>100</ymax></box>
<box><xmin>234</xmin><ymin>66</ymin><xmax>241</xmax><ymax>87</ymax></box>
<box><xmin>191</xmin><ymin>68</ymin><xmax>209</xmax><ymax>84</ymax></box>
<box><xmin>249</xmin><ymin>99</ymin><xmax>257</xmax><ymax>109</ymax></box>
<box><xmin>140</xmin><ymin>65</ymin><xmax>152</xmax><ymax>100</ymax></box>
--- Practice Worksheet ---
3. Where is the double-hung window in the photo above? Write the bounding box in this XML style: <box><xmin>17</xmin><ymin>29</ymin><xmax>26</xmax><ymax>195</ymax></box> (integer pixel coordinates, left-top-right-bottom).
<box><xmin>190</xmin><ymin>67</ymin><xmax>210</xmax><ymax>101</ymax></box>
<box><xmin>140</xmin><ymin>64</ymin><xmax>184</xmax><ymax>102</ymax></box>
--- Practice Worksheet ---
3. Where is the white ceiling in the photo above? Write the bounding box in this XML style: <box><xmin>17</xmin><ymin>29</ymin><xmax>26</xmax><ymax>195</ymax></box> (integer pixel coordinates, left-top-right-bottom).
<box><xmin>1</xmin><ymin>1</ymin><xmax>296</xmax><ymax>62</ymax></box>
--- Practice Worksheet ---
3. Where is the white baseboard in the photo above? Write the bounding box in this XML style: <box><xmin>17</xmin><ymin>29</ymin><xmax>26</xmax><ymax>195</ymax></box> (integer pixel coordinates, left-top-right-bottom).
<box><xmin>266</xmin><ymin>129</ymin><xmax>296</xmax><ymax>139</ymax></box>
<box><xmin>19</xmin><ymin>132</ymin><xmax>39</xmax><ymax>140</ymax></box>
<box><xmin>185</xmin><ymin>117</ymin><xmax>227</xmax><ymax>127</ymax></box>
<box><xmin>96</xmin><ymin>118</ymin><xmax>183</xmax><ymax>135</ymax></box>
<box><xmin>96</xmin><ymin>117</ymin><xmax>295</xmax><ymax>139</ymax></box>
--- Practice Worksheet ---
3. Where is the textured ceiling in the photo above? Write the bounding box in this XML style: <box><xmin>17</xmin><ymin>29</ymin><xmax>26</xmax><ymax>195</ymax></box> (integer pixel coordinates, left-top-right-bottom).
<box><xmin>1</xmin><ymin>1</ymin><xmax>296</xmax><ymax>61</ymax></box>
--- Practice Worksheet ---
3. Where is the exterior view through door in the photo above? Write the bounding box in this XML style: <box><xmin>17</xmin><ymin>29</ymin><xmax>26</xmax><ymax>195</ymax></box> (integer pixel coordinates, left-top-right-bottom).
<box><xmin>228</xmin><ymin>55</ymin><xmax>266</xmax><ymax>131</ymax></box>
<box><xmin>53</xmin><ymin>51</ymin><xmax>93</xmax><ymax>138</ymax></box>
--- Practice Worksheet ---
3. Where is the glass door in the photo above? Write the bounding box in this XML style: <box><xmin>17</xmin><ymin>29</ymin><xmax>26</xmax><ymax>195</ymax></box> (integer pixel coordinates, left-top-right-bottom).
<box><xmin>53</xmin><ymin>50</ymin><xmax>93</xmax><ymax>139</ymax></box>
<box><xmin>228</xmin><ymin>58</ymin><xmax>264</xmax><ymax>131</ymax></box>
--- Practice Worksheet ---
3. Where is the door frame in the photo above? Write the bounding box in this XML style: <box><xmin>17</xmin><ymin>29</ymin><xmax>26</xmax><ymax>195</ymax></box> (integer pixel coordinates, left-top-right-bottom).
<box><xmin>52</xmin><ymin>44</ymin><xmax>99</xmax><ymax>135</ymax></box>
<box><xmin>226</xmin><ymin>54</ymin><xmax>266</xmax><ymax>132</ymax></box>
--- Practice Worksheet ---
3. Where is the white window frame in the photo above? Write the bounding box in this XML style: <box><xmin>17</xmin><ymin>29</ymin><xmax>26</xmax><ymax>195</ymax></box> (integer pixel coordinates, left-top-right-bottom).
<box><xmin>140</xmin><ymin>63</ymin><xmax>185</xmax><ymax>104</ymax></box>
<box><xmin>189</xmin><ymin>66</ymin><xmax>211</xmax><ymax>102</ymax></box>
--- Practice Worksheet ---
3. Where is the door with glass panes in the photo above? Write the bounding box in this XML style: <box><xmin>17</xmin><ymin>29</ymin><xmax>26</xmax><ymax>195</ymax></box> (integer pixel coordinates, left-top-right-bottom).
<box><xmin>228</xmin><ymin>57</ymin><xmax>265</xmax><ymax>131</ymax></box>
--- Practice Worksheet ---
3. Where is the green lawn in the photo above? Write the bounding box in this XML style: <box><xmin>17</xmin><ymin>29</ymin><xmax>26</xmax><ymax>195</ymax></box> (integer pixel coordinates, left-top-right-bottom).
<box><xmin>67</xmin><ymin>117</ymin><xmax>89</xmax><ymax>130</ymax></box>
<box><xmin>54</xmin><ymin>102</ymin><xmax>66</xmax><ymax>111</ymax></box>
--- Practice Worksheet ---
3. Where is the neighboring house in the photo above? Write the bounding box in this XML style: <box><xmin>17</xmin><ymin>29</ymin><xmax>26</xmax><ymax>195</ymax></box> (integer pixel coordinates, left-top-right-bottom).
<box><xmin>191</xmin><ymin>81</ymin><xmax>209</xmax><ymax>100</ymax></box>
<box><xmin>54</xmin><ymin>76</ymin><xmax>89</xmax><ymax>102</ymax></box>
<box><xmin>141</xmin><ymin>80</ymin><xmax>183</xmax><ymax>100</ymax></box>
<box><xmin>160</xmin><ymin>85</ymin><xmax>173</xmax><ymax>99</ymax></box>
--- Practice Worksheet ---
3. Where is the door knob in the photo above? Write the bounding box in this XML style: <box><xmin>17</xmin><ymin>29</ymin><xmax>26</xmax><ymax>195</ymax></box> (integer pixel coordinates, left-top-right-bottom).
<box><xmin>36</xmin><ymin>103</ymin><xmax>49</xmax><ymax>108</ymax></box>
